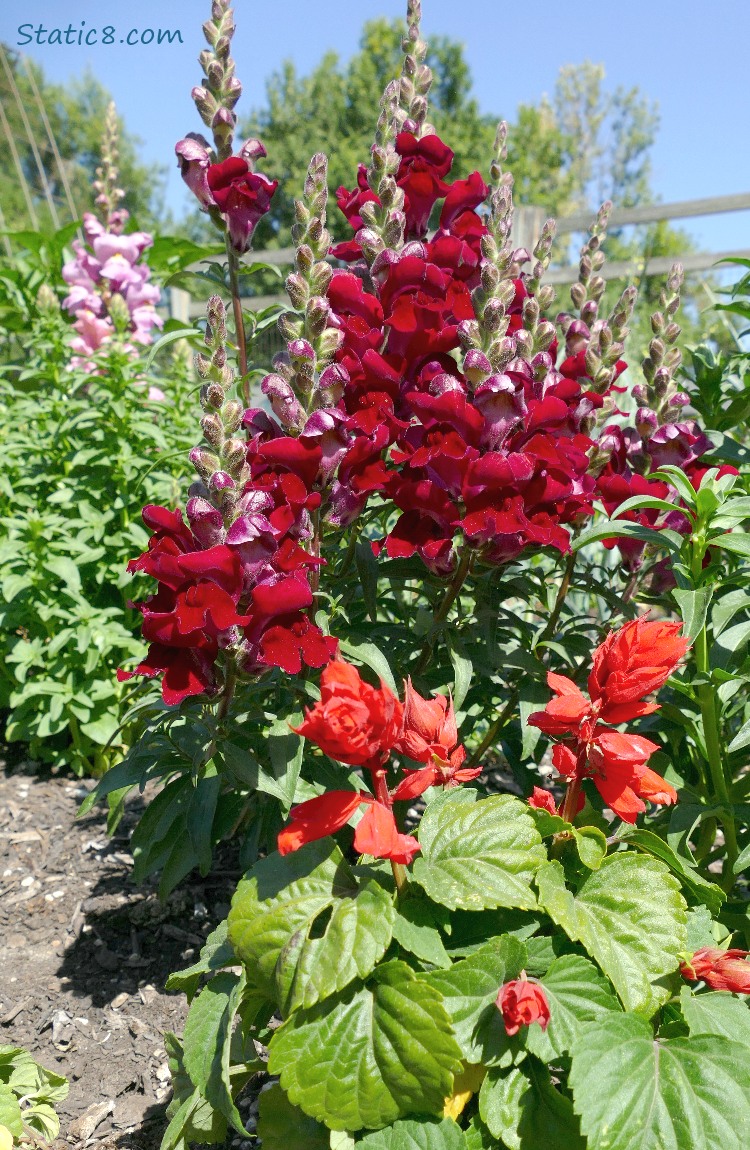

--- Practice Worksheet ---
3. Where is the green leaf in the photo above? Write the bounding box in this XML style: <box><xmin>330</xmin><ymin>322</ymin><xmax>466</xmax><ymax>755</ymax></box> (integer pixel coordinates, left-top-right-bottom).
<box><xmin>680</xmin><ymin>986</ymin><xmax>750</xmax><ymax>1046</ymax></box>
<box><xmin>43</xmin><ymin>555</ymin><xmax>82</xmax><ymax>593</ymax></box>
<box><xmin>570</xmin><ymin>1012</ymin><xmax>750</xmax><ymax>1150</ymax></box>
<box><xmin>479</xmin><ymin>1062</ymin><xmax>584</xmax><ymax>1150</ymax></box>
<box><xmin>572</xmin><ymin>826</ymin><xmax>607</xmax><ymax>870</ymax></box>
<box><xmin>182</xmin><ymin>970</ymin><xmax>247</xmax><ymax>1133</ymax></box>
<box><xmin>413</xmin><ymin>790</ymin><xmax>546</xmax><ymax>912</ymax></box>
<box><xmin>166</xmin><ymin>920</ymin><xmax>236</xmax><ymax>999</ymax></box>
<box><xmin>337</xmin><ymin>636</ymin><xmax>398</xmax><ymax>695</ymax></box>
<box><xmin>729</xmin><ymin>718</ymin><xmax>750</xmax><ymax>756</ymax></box>
<box><xmin>228</xmin><ymin>840</ymin><xmax>395</xmax><ymax>1013</ymax></box>
<box><xmin>617</xmin><ymin>826</ymin><xmax>725</xmax><ymax>914</ymax></box>
<box><xmin>356</xmin><ymin>1117</ymin><xmax>466</xmax><ymax>1149</ymax></box>
<box><xmin>525</xmin><ymin>955</ymin><xmax>621</xmax><ymax>1061</ymax></box>
<box><xmin>419</xmin><ymin>936</ymin><xmax>527</xmax><ymax>1062</ymax></box>
<box><xmin>257</xmin><ymin>1083</ymin><xmax>330</xmax><ymax>1149</ymax></box>
<box><xmin>268</xmin><ymin>960</ymin><xmax>462</xmax><ymax>1130</ymax></box>
<box><xmin>267</xmin><ymin>716</ymin><xmax>305</xmax><ymax>807</ymax></box>
<box><xmin>672</xmin><ymin>588</ymin><xmax>712</xmax><ymax>642</ymax></box>
<box><xmin>392</xmin><ymin>896</ymin><xmax>452</xmax><ymax>968</ymax></box>
<box><xmin>712</xmin><ymin>532</ymin><xmax>750</xmax><ymax>558</ymax></box>
<box><xmin>0</xmin><ymin>1082</ymin><xmax>23</xmax><ymax>1138</ymax></box>
<box><xmin>143</xmin><ymin>325</ymin><xmax>202</xmax><ymax>369</ymax></box>
<box><xmin>574</xmin><ymin>520</ymin><xmax>681</xmax><ymax>554</ymax></box>
<box><xmin>447</xmin><ymin>638</ymin><xmax>472</xmax><ymax>711</ymax></box>
<box><xmin>537</xmin><ymin>856</ymin><xmax>687</xmax><ymax>1015</ymax></box>
<box><xmin>355</xmin><ymin>541</ymin><xmax>380</xmax><ymax>624</ymax></box>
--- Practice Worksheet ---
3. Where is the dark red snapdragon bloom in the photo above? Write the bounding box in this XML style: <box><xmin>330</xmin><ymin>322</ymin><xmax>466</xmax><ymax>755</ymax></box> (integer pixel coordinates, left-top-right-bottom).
<box><xmin>496</xmin><ymin>979</ymin><xmax>551</xmax><ymax>1036</ymax></box>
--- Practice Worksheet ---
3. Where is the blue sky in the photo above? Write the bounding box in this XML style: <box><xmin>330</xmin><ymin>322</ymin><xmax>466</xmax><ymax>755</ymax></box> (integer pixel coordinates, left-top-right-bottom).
<box><xmin>2</xmin><ymin>0</ymin><xmax>748</xmax><ymax>253</ymax></box>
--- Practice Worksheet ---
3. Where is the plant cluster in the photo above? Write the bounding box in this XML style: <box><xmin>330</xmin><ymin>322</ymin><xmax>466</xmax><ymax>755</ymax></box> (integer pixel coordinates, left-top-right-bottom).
<box><xmin>5</xmin><ymin>0</ymin><xmax>750</xmax><ymax>1147</ymax></box>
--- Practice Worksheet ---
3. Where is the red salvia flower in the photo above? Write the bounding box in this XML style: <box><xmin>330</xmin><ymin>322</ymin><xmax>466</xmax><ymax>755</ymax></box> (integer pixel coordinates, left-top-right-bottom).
<box><xmin>528</xmin><ymin>618</ymin><xmax>685</xmax><ymax>822</ymax></box>
<box><xmin>680</xmin><ymin>948</ymin><xmax>750</xmax><ymax>994</ymax></box>
<box><xmin>277</xmin><ymin>791</ymin><xmax>419</xmax><ymax>864</ymax></box>
<box><xmin>496</xmin><ymin>979</ymin><xmax>551</xmax><ymax>1036</ymax></box>
<box><xmin>293</xmin><ymin>659</ymin><xmax>403</xmax><ymax>768</ymax></box>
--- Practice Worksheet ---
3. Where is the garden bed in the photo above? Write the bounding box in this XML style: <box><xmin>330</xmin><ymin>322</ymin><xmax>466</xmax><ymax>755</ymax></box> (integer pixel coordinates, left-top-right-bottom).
<box><xmin>0</xmin><ymin>754</ymin><xmax>246</xmax><ymax>1149</ymax></box>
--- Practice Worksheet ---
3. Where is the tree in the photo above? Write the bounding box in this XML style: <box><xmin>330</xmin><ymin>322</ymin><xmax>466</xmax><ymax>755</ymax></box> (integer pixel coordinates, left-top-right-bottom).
<box><xmin>0</xmin><ymin>45</ymin><xmax>167</xmax><ymax>235</ymax></box>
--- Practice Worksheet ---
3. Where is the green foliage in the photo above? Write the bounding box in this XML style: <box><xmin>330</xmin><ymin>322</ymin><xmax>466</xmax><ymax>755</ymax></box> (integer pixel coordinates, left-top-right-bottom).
<box><xmin>569</xmin><ymin>1013</ymin><xmax>750</xmax><ymax>1150</ymax></box>
<box><xmin>0</xmin><ymin>1046</ymin><xmax>68</xmax><ymax>1144</ymax></box>
<box><xmin>0</xmin><ymin>225</ymin><xmax>202</xmax><ymax>773</ymax></box>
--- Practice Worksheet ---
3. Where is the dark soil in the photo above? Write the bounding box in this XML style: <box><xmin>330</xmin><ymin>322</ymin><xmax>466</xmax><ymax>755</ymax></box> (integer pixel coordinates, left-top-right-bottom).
<box><xmin>0</xmin><ymin>753</ymin><xmax>243</xmax><ymax>1149</ymax></box>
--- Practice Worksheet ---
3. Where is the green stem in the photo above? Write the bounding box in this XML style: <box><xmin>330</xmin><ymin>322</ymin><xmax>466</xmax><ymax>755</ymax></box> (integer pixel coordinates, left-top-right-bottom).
<box><xmin>225</xmin><ymin>239</ymin><xmax>249</xmax><ymax>403</ymax></box>
<box><xmin>373</xmin><ymin>769</ymin><xmax>407</xmax><ymax>895</ymax></box>
<box><xmin>465</xmin><ymin>689</ymin><xmax>518</xmax><ymax>770</ymax></box>
<box><xmin>538</xmin><ymin>551</ymin><xmax>576</xmax><ymax>645</ymax></box>
<box><xmin>691</xmin><ymin>541</ymin><xmax>738</xmax><ymax>888</ymax></box>
<box><xmin>412</xmin><ymin>548</ymin><xmax>473</xmax><ymax>677</ymax></box>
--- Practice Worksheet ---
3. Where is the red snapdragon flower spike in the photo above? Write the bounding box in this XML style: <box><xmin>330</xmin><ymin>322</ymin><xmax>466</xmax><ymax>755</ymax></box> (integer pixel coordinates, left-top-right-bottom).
<box><xmin>496</xmin><ymin>979</ymin><xmax>551</xmax><ymax>1036</ymax></box>
<box><xmin>293</xmin><ymin>659</ymin><xmax>403</xmax><ymax>767</ymax></box>
<box><xmin>680</xmin><ymin>948</ymin><xmax>750</xmax><ymax>994</ymax></box>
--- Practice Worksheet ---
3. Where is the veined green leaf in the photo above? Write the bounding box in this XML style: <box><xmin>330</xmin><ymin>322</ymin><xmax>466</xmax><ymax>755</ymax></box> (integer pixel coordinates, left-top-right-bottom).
<box><xmin>570</xmin><ymin>1012</ymin><xmax>750</xmax><ymax>1150</ymax></box>
<box><xmin>537</xmin><ymin>856</ymin><xmax>687</xmax><ymax>1015</ymax></box>
<box><xmin>268</xmin><ymin>961</ymin><xmax>462</xmax><ymax>1130</ymax></box>
<box><xmin>413</xmin><ymin>790</ymin><xmax>546</xmax><ymax>912</ymax></box>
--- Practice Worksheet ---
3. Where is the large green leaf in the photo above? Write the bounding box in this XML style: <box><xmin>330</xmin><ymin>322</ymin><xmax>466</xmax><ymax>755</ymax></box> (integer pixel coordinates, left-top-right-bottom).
<box><xmin>419</xmin><ymin>936</ymin><xmax>526</xmax><ymax>1062</ymax></box>
<box><xmin>570</xmin><ymin>1013</ymin><xmax>750</xmax><ymax>1150</ymax></box>
<box><xmin>617</xmin><ymin>827</ymin><xmax>725</xmax><ymax>915</ymax></box>
<box><xmin>525</xmin><ymin>954</ymin><xmax>621</xmax><ymax>1061</ymax></box>
<box><xmin>182</xmin><ymin>971</ymin><xmax>249</xmax><ymax>1134</ymax></box>
<box><xmin>479</xmin><ymin>1062</ymin><xmax>584</xmax><ymax>1150</ymax></box>
<box><xmin>228</xmin><ymin>840</ymin><xmax>395</xmax><ymax>1014</ymax></box>
<box><xmin>537</xmin><ymin>856</ymin><xmax>687</xmax><ymax>1015</ymax></box>
<box><xmin>267</xmin><ymin>961</ymin><xmax>463</xmax><ymax>1130</ymax></box>
<box><xmin>356</xmin><ymin>1117</ymin><xmax>466</xmax><ymax>1149</ymax></box>
<box><xmin>257</xmin><ymin>1083</ymin><xmax>330</xmax><ymax>1149</ymax></box>
<box><xmin>680</xmin><ymin>986</ymin><xmax>750</xmax><ymax>1046</ymax></box>
<box><xmin>413</xmin><ymin>790</ymin><xmax>546</xmax><ymax>912</ymax></box>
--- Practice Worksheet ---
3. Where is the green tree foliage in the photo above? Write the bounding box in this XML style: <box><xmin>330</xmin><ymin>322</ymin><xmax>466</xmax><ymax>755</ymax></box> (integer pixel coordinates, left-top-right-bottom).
<box><xmin>0</xmin><ymin>45</ymin><xmax>167</xmax><ymax>234</ymax></box>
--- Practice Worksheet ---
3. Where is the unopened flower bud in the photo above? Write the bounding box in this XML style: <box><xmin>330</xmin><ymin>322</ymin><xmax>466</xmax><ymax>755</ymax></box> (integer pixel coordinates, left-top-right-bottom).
<box><xmin>209</xmin><ymin>470</ymin><xmax>236</xmax><ymax>491</ymax></box>
<box><xmin>570</xmin><ymin>282</ymin><xmax>587</xmax><ymax>309</ymax></box>
<box><xmin>190</xmin><ymin>446</ymin><xmax>221</xmax><ymax>479</ymax></box>
<box><xmin>285</xmin><ymin>272</ymin><xmax>309</xmax><ymax>310</ymax></box>
<box><xmin>201</xmin><ymin>412</ymin><xmax>224</xmax><ymax>447</ymax></box>
<box><xmin>202</xmin><ymin>382</ymin><xmax>225</xmax><ymax>408</ymax></box>
<box><xmin>636</xmin><ymin>408</ymin><xmax>658</xmax><ymax>439</ymax></box>
<box><xmin>306</xmin><ymin>296</ymin><xmax>330</xmax><ymax>337</ymax></box>
<box><xmin>222</xmin><ymin>438</ymin><xmax>246</xmax><ymax>470</ymax></box>
<box><xmin>278</xmin><ymin>313</ymin><xmax>304</xmax><ymax>342</ymax></box>
<box><xmin>317</xmin><ymin>328</ymin><xmax>344</xmax><ymax>359</ymax></box>
<box><xmin>464</xmin><ymin>349</ymin><xmax>492</xmax><ymax>385</ymax></box>
<box><xmin>222</xmin><ymin>399</ymin><xmax>243</xmax><ymax>431</ymax></box>
<box><xmin>36</xmin><ymin>283</ymin><xmax>60</xmax><ymax>315</ymax></box>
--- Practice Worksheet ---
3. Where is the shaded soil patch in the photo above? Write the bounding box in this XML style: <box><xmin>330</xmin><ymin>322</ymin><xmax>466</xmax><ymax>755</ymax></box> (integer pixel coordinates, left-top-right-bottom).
<box><xmin>0</xmin><ymin>755</ymin><xmax>242</xmax><ymax>1149</ymax></box>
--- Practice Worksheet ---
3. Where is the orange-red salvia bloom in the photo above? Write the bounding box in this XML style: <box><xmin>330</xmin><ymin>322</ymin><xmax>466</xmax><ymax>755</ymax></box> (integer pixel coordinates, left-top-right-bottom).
<box><xmin>389</xmin><ymin>679</ymin><xmax>478</xmax><ymax>799</ymax></box>
<box><xmin>588</xmin><ymin>617</ymin><xmax>689</xmax><ymax>714</ymax></box>
<box><xmin>293</xmin><ymin>658</ymin><xmax>403</xmax><ymax>767</ymax></box>
<box><xmin>680</xmin><ymin>948</ymin><xmax>750</xmax><ymax>993</ymax></box>
<box><xmin>528</xmin><ymin>617</ymin><xmax>685</xmax><ymax>823</ymax></box>
<box><xmin>496</xmin><ymin>979</ymin><xmax>550</xmax><ymax>1036</ymax></box>
<box><xmin>277</xmin><ymin>790</ymin><xmax>419</xmax><ymax>863</ymax></box>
